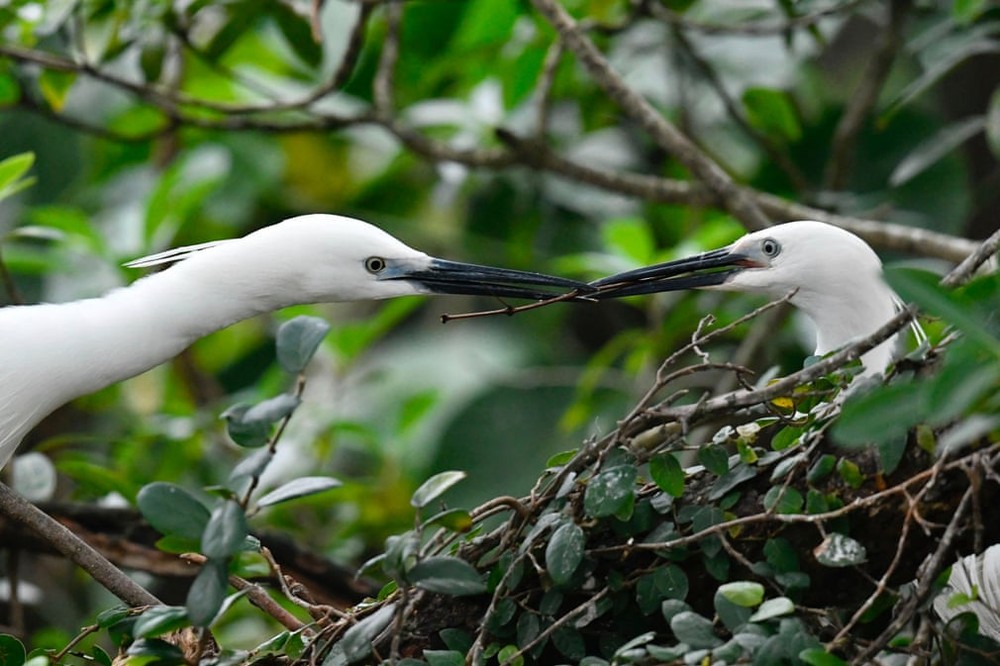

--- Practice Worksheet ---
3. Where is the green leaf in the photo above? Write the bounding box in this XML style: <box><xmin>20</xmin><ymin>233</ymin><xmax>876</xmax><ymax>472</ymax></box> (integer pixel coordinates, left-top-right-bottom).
<box><xmin>545</xmin><ymin>522</ymin><xmax>585</xmax><ymax>586</ymax></box>
<box><xmin>0</xmin><ymin>72</ymin><xmax>21</xmax><ymax>107</ymax></box>
<box><xmin>186</xmin><ymin>559</ymin><xmax>228</xmax><ymax>626</ymax></box>
<box><xmin>833</xmin><ymin>379</ymin><xmax>926</xmax><ymax>446</ymax></box>
<box><xmin>257</xmin><ymin>476</ymin><xmax>341</xmax><ymax>508</ymax></box>
<box><xmin>718</xmin><ymin>581</ymin><xmax>765</xmax><ymax>607</ymax></box>
<box><xmin>546</xmin><ymin>449</ymin><xmax>578</xmax><ymax>467</ymax></box>
<box><xmin>886</xmin><ymin>267</ymin><xmax>1000</xmax><ymax>357</ymax></box>
<box><xmin>269</xmin><ymin>2</ymin><xmax>322</xmax><ymax>67</ymax></box>
<box><xmin>133</xmin><ymin>606</ymin><xmax>189</xmax><ymax>638</ymax></box>
<box><xmin>763</xmin><ymin>486</ymin><xmax>804</xmax><ymax>514</ymax></box>
<box><xmin>714</xmin><ymin>589</ymin><xmax>752</xmax><ymax>632</ymax></box>
<box><xmin>423</xmin><ymin>508</ymin><xmax>473</xmax><ymax>532</ymax></box>
<box><xmin>890</xmin><ymin>116</ymin><xmax>985</xmax><ymax>186</ymax></box>
<box><xmin>38</xmin><ymin>70</ymin><xmax>76</xmax><ymax>111</ymax></box>
<box><xmin>0</xmin><ymin>153</ymin><xmax>34</xmax><ymax>195</ymax></box>
<box><xmin>670</xmin><ymin>611</ymin><xmax>722</xmax><ymax>649</ymax></box>
<box><xmin>137</xmin><ymin>482</ymin><xmax>211</xmax><ymax>540</ymax></box>
<box><xmin>202</xmin><ymin>501</ymin><xmax>249</xmax><ymax>559</ymax></box>
<box><xmin>221</xmin><ymin>404</ymin><xmax>270</xmax><ymax>448</ymax></box>
<box><xmin>96</xmin><ymin>606</ymin><xmax>130</xmax><ymax>628</ymax></box>
<box><xmin>125</xmin><ymin>639</ymin><xmax>185</xmax><ymax>662</ymax></box>
<box><xmin>602</xmin><ymin>218</ymin><xmax>655</xmax><ymax>265</ymax></box>
<box><xmin>407</xmin><ymin>556</ymin><xmax>486</xmax><ymax>596</ymax></box>
<box><xmin>0</xmin><ymin>634</ymin><xmax>26</xmax><ymax>666</ymax></box>
<box><xmin>698</xmin><ymin>444</ymin><xmax>729</xmax><ymax>475</ymax></box>
<box><xmin>748</xmin><ymin>596</ymin><xmax>795</xmax><ymax>622</ymax></box>
<box><xmin>742</xmin><ymin>87</ymin><xmax>802</xmax><ymax>141</ymax></box>
<box><xmin>806</xmin><ymin>454</ymin><xmax>836</xmax><ymax>483</ymax></box>
<box><xmin>411</xmin><ymin>470</ymin><xmax>466</xmax><ymax>509</ymax></box>
<box><xmin>799</xmin><ymin>647</ymin><xmax>848</xmax><ymax>666</ymax></box>
<box><xmin>584</xmin><ymin>465</ymin><xmax>636</xmax><ymax>519</ymax></box>
<box><xmin>516</xmin><ymin>613</ymin><xmax>540</xmax><ymax>649</ymax></box>
<box><xmin>836</xmin><ymin>458</ymin><xmax>864</xmax><ymax>488</ymax></box>
<box><xmin>323</xmin><ymin>604</ymin><xmax>396</xmax><ymax>666</ymax></box>
<box><xmin>277</xmin><ymin>316</ymin><xmax>331</xmax><ymax>373</ymax></box>
<box><xmin>814</xmin><ymin>532</ymin><xmax>867</xmax><ymax>567</ymax></box>
<box><xmin>424</xmin><ymin>650</ymin><xmax>465</xmax><ymax>666</ymax></box>
<box><xmin>551</xmin><ymin>626</ymin><xmax>585</xmax><ymax>660</ymax></box>
<box><xmin>497</xmin><ymin>645</ymin><xmax>523</xmax><ymax>666</ymax></box>
<box><xmin>649</xmin><ymin>453</ymin><xmax>685</xmax><ymax>497</ymax></box>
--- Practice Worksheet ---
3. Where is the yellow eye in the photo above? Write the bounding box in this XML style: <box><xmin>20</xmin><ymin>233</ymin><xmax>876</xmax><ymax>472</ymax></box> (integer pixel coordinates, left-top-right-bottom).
<box><xmin>365</xmin><ymin>257</ymin><xmax>387</xmax><ymax>273</ymax></box>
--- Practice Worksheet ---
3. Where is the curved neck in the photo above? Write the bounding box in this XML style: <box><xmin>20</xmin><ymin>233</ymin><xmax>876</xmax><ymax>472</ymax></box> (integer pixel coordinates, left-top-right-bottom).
<box><xmin>0</xmin><ymin>248</ymin><xmax>295</xmax><ymax>466</ymax></box>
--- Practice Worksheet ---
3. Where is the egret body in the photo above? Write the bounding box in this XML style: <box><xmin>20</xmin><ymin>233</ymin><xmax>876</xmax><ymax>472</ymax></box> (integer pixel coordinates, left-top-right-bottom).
<box><xmin>0</xmin><ymin>214</ymin><xmax>586</xmax><ymax>468</ymax></box>
<box><xmin>593</xmin><ymin>221</ymin><xmax>906</xmax><ymax>374</ymax></box>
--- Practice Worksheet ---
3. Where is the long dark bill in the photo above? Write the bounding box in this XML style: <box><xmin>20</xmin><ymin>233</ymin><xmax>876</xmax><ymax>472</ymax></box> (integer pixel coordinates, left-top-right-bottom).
<box><xmin>590</xmin><ymin>247</ymin><xmax>751</xmax><ymax>298</ymax></box>
<box><xmin>405</xmin><ymin>258</ymin><xmax>595</xmax><ymax>301</ymax></box>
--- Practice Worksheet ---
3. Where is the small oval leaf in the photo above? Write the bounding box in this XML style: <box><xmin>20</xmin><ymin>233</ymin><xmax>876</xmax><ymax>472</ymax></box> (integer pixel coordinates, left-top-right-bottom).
<box><xmin>186</xmin><ymin>559</ymin><xmax>229</xmax><ymax>627</ymax></box>
<box><xmin>407</xmin><ymin>556</ymin><xmax>487</xmax><ymax>596</ymax></box>
<box><xmin>133</xmin><ymin>606</ymin><xmax>189</xmax><ymax>638</ymax></box>
<box><xmin>277</xmin><ymin>316</ymin><xmax>331</xmax><ymax>374</ymax></box>
<box><xmin>718</xmin><ymin>581</ymin><xmax>765</xmax><ymax>608</ymax></box>
<box><xmin>137</xmin><ymin>482</ymin><xmax>211</xmax><ymax>540</ymax></box>
<box><xmin>545</xmin><ymin>522</ymin><xmax>585</xmax><ymax>587</ymax></box>
<box><xmin>257</xmin><ymin>476</ymin><xmax>342</xmax><ymax>508</ymax></box>
<box><xmin>202</xmin><ymin>500</ymin><xmax>249</xmax><ymax>559</ymax></box>
<box><xmin>411</xmin><ymin>471</ymin><xmax>467</xmax><ymax>509</ymax></box>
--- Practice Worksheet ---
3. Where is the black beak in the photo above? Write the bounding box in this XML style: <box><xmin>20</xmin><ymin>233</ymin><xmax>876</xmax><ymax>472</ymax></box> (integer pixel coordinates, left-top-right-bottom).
<box><xmin>590</xmin><ymin>247</ymin><xmax>756</xmax><ymax>298</ymax></box>
<box><xmin>396</xmin><ymin>258</ymin><xmax>595</xmax><ymax>301</ymax></box>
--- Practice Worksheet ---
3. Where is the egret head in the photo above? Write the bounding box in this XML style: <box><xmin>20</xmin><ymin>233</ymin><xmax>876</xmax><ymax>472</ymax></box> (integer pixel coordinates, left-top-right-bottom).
<box><xmin>591</xmin><ymin>221</ymin><xmax>900</xmax><ymax>365</ymax></box>
<box><xmin>156</xmin><ymin>214</ymin><xmax>589</xmax><ymax>304</ymax></box>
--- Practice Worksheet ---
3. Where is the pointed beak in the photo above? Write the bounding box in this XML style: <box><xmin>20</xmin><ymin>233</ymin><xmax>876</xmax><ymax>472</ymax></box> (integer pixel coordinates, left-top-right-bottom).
<box><xmin>390</xmin><ymin>258</ymin><xmax>595</xmax><ymax>301</ymax></box>
<box><xmin>590</xmin><ymin>247</ymin><xmax>760</xmax><ymax>298</ymax></box>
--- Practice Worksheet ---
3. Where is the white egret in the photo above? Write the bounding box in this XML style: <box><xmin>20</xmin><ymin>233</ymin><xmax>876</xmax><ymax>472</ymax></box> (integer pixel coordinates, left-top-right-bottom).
<box><xmin>0</xmin><ymin>213</ymin><xmax>589</xmax><ymax>468</ymax></box>
<box><xmin>591</xmin><ymin>220</ymin><xmax>911</xmax><ymax>374</ymax></box>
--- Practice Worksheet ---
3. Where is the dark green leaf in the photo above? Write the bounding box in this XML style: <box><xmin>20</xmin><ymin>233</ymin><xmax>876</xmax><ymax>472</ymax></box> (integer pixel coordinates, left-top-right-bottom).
<box><xmin>886</xmin><ymin>267</ymin><xmax>1000</xmax><ymax>358</ymax></box>
<box><xmin>516</xmin><ymin>613</ymin><xmax>540</xmax><ymax>649</ymax></box>
<box><xmin>323</xmin><ymin>604</ymin><xmax>396</xmax><ymax>665</ymax></box>
<box><xmin>411</xmin><ymin>471</ymin><xmax>466</xmax><ymax>508</ymax></box>
<box><xmin>714</xmin><ymin>589</ymin><xmax>753</xmax><ymax>632</ymax></box>
<box><xmin>814</xmin><ymin>533</ymin><xmax>867</xmax><ymax>567</ymax></box>
<box><xmin>133</xmin><ymin>606</ymin><xmax>189</xmax><ymax>638</ymax></box>
<box><xmin>0</xmin><ymin>634</ymin><xmax>26</xmax><ymax>666</ymax></box>
<box><xmin>551</xmin><ymin>626</ymin><xmax>585</xmax><ymax>660</ymax></box>
<box><xmin>799</xmin><ymin>647</ymin><xmax>848</xmax><ymax>666</ymax></box>
<box><xmin>584</xmin><ymin>465</ymin><xmax>636</xmax><ymax>518</ymax></box>
<box><xmin>670</xmin><ymin>611</ymin><xmax>722</xmax><ymax>648</ymax></box>
<box><xmin>424</xmin><ymin>650</ymin><xmax>464</xmax><ymax>666</ymax></box>
<box><xmin>186</xmin><ymin>559</ymin><xmax>228</xmax><ymax>626</ymax></box>
<box><xmin>763</xmin><ymin>486</ymin><xmax>803</xmax><ymax>514</ymax></box>
<box><xmin>836</xmin><ymin>458</ymin><xmax>864</xmax><ymax>488</ymax></box>
<box><xmin>408</xmin><ymin>556</ymin><xmax>486</xmax><ymax>596</ymax></box>
<box><xmin>439</xmin><ymin>628</ymin><xmax>473</xmax><ymax>653</ymax></box>
<box><xmin>137</xmin><ymin>482</ymin><xmax>211</xmax><ymax>540</ymax></box>
<box><xmin>698</xmin><ymin>444</ymin><xmax>729</xmax><ymax>475</ymax></box>
<box><xmin>257</xmin><ymin>476</ymin><xmax>341</xmax><ymax>508</ymax></box>
<box><xmin>806</xmin><ymin>455</ymin><xmax>836</xmax><ymax>483</ymax></box>
<box><xmin>269</xmin><ymin>3</ymin><xmax>322</xmax><ymax>67</ymax></box>
<box><xmin>890</xmin><ymin>116</ymin><xmax>985</xmax><ymax>186</ymax></box>
<box><xmin>125</xmin><ymin>639</ymin><xmax>185</xmax><ymax>662</ymax></box>
<box><xmin>96</xmin><ymin>605</ymin><xmax>130</xmax><ymax>628</ymax></box>
<box><xmin>649</xmin><ymin>453</ymin><xmax>684</xmax><ymax>497</ymax></box>
<box><xmin>202</xmin><ymin>501</ymin><xmax>249</xmax><ymax>559</ymax></box>
<box><xmin>277</xmin><ymin>316</ymin><xmax>331</xmax><ymax>373</ymax></box>
<box><xmin>876</xmin><ymin>432</ymin><xmax>907</xmax><ymax>475</ymax></box>
<box><xmin>545</xmin><ymin>522</ymin><xmax>585</xmax><ymax>586</ymax></box>
<box><xmin>833</xmin><ymin>379</ymin><xmax>926</xmax><ymax>446</ymax></box>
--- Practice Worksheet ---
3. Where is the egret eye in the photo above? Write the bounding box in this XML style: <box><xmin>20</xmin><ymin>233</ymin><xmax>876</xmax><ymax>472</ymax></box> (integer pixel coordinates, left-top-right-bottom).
<box><xmin>761</xmin><ymin>238</ymin><xmax>781</xmax><ymax>258</ymax></box>
<box><xmin>365</xmin><ymin>257</ymin><xmax>387</xmax><ymax>274</ymax></box>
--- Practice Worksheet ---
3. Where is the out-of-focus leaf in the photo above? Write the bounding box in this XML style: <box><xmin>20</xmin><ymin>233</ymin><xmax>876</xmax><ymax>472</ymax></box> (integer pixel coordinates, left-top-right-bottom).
<box><xmin>601</xmin><ymin>218</ymin><xmax>655</xmax><ymax>265</ymax></box>
<box><xmin>38</xmin><ymin>69</ymin><xmax>76</xmax><ymax>111</ymax></box>
<box><xmin>454</xmin><ymin>0</ymin><xmax>518</xmax><ymax>49</ymax></box>
<box><xmin>126</xmin><ymin>639</ymin><xmax>185</xmax><ymax>662</ymax></box>
<box><xmin>987</xmin><ymin>87</ymin><xmax>1000</xmax><ymax>158</ymax></box>
<box><xmin>799</xmin><ymin>648</ymin><xmax>848</xmax><ymax>666</ymax></box>
<box><xmin>408</xmin><ymin>556</ymin><xmax>487</xmax><ymax>596</ymax></box>
<box><xmin>423</xmin><ymin>650</ymin><xmax>464</xmax><ymax>666</ymax></box>
<box><xmin>133</xmin><ymin>606</ymin><xmax>189</xmax><ymax>639</ymax></box>
<box><xmin>890</xmin><ymin>116</ymin><xmax>985</xmax><ymax>186</ymax></box>
<box><xmin>140</xmin><ymin>37</ymin><xmax>166</xmax><ymax>83</ymax></box>
<box><xmin>186</xmin><ymin>559</ymin><xmax>228</xmax><ymax>626</ymax></box>
<box><xmin>833</xmin><ymin>379</ymin><xmax>926</xmax><ymax>446</ymax></box>
<box><xmin>137</xmin><ymin>482</ymin><xmax>211</xmax><ymax>540</ymax></box>
<box><xmin>397</xmin><ymin>390</ymin><xmax>438</xmax><ymax>435</ymax></box>
<box><xmin>257</xmin><ymin>476</ymin><xmax>342</xmax><ymax>508</ymax></box>
<box><xmin>277</xmin><ymin>316</ymin><xmax>331</xmax><ymax>373</ymax></box>
<box><xmin>0</xmin><ymin>634</ymin><xmax>26</xmax><ymax>666</ymax></box>
<box><xmin>202</xmin><ymin>501</ymin><xmax>249</xmax><ymax>559</ymax></box>
<box><xmin>952</xmin><ymin>0</ymin><xmax>989</xmax><ymax>24</ymax></box>
<box><xmin>814</xmin><ymin>533</ymin><xmax>867</xmax><ymax>567</ymax></box>
<box><xmin>323</xmin><ymin>604</ymin><xmax>397</xmax><ymax>666</ymax></box>
<box><xmin>270</xmin><ymin>3</ymin><xmax>322</xmax><ymax>67</ymax></box>
<box><xmin>885</xmin><ymin>39</ymin><xmax>1000</xmax><ymax>118</ymax></box>
<box><xmin>742</xmin><ymin>87</ymin><xmax>801</xmax><ymax>141</ymax></box>
<box><xmin>545</xmin><ymin>522</ymin><xmax>585</xmax><ymax>586</ymax></box>
<box><xmin>411</xmin><ymin>471</ymin><xmax>466</xmax><ymax>509</ymax></box>
<box><xmin>424</xmin><ymin>508</ymin><xmax>473</xmax><ymax>532</ymax></box>
<box><xmin>584</xmin><ymin>465</ymin><xmax>636</xmax><ymax>518</ymax></box>
<box><xmin>0</xmin><ymin>72</ymin><xmax>20</xmax><ymax>107</ymax></box>
<box><xmin>886</xmin><ymin>267</ymin><xmax>1000</xmax><ymax>357</ymax></box>
<box><xmin>0</xmin><ymin>153</ymin><xmax>35</xmax><ymax>201</ymax></box>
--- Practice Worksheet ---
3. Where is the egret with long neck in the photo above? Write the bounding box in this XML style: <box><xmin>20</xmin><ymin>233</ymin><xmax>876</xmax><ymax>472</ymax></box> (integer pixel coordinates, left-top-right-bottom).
<box><xmin>591</xmin><ymin>221</ymin><xmax>906</xmax><ymax>374</ymax></box>
<box><xmin>0</xmin><ymin>214</ymin><xmax>588</xmax><ymax>468</ymax></box>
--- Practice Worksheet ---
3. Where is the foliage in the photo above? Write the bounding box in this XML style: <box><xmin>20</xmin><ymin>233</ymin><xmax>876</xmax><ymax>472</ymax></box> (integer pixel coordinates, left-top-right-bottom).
<box><xmin>1</xmin><ymin>0</ymin><xmax>999</xmax><ymax>664</ymax></box>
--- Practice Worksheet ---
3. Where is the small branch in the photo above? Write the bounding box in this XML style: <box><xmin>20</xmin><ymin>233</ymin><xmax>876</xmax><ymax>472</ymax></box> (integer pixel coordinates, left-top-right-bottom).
<box><xmin>940</xmin><ymin>225</ymin><xmax>1000</xmax><ymax>288</ymax></box>
<box><xmin>0</xmin><ymin>483</ymin><xmax>160</xmax><ymax>607</ymax></box>
<box><xmin>529</xmin><ymin>0</ymin><xmax>772</xmax><ymax>231</ymax></box>
<box><xmin>373</xmin><ymin>0</ymin><xmax>402</xmax><ymax>115</ymax></box>
<box><xmin>652</xmin><ymin>0</ymin><xmax>867</xmax><ymax>36</ymax></box>
<box><xmin>0</xmin><ymin>247</ymin><xmax>24</xmax><ymax>305</ymax></box>
<box><xmin>440</xmin><ymin>288</ymin><xmax>591</xmax><ymax>322</ymax></box>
